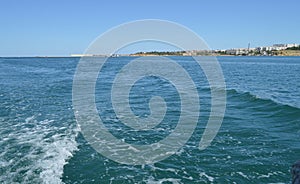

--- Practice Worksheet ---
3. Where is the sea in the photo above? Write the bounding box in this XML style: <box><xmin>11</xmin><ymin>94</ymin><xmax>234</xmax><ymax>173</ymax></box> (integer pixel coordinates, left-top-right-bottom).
<box><xmin>0</xmin><ymin>56</ymin><xmax>299</xmax><ymax>183</ymax></box>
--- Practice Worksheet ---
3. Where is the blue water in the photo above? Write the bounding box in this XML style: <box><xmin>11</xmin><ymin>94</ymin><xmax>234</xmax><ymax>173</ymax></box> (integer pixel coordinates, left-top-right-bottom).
<box><xmin>0</xmin><ymin>56</ymin><xmax>299</xmax><ymax>183</ymax></box>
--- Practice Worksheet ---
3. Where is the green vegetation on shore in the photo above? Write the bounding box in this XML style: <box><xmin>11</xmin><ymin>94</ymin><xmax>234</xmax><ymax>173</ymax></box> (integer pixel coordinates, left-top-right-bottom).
<box><xmin>286</xmin><ymin>46</ymin><xmax>300</xmax><ymax>50</ymax></box>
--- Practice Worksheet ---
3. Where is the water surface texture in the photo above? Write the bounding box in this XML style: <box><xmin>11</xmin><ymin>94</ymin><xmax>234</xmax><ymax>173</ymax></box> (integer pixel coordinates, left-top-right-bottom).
<box><xmin>0</xmin><ymin>56</ymin><xmax>299</xmax><ymax>183</ymax></box>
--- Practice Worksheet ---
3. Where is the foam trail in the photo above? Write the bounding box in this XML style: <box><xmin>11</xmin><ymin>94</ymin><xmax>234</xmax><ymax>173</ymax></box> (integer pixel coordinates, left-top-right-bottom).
<box><xmin>0</xmin><ymin>116</ymin><xmax>79</xmax><ymax>184</ymax></box>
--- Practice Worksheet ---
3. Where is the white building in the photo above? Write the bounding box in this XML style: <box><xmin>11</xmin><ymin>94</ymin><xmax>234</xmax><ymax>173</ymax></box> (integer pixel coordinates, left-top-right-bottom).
<box><xmin>226</xmin><ymin>48</ymin><xmax>248</xmax><ymax>55</ymax></box>
<box><xmin>273</xmin><ymin>43</ymin><xmax>299</xmax><ymax>48</ymax></box>
<box><xmin>286</xmin><ymin>43</ymin><xmax>299</xmax><ymax>48</ymax></box>
<box><xmin>226</xmin><ymin>43</ymin><xmax>299</xmax><ymax>55</ymax></box>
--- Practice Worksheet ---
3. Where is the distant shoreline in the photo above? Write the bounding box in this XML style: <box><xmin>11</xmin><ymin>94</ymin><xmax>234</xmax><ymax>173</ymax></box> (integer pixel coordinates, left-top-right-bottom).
<box><xmin>2</xmin><ymin>46</ymin><xmax>300</xmax><ymax>58</ymax></box>
<box><xmin>1</xmin><ymin>55</ymin><xmax>300</xmax><ymax>58</ymax></box>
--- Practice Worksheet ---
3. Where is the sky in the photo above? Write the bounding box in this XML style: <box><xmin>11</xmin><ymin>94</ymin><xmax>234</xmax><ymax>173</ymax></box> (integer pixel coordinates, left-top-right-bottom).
<box><xmin>1</xmin><ymin>0</ymin><xmax>300</xmax><ymax>56</ymax></box>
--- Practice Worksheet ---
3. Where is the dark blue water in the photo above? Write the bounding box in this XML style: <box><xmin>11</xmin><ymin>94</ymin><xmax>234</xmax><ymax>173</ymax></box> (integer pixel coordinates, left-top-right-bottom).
<box><xmin>0</xmin><ymin>56</ymin><xmax>299</xmax><ymax>183</ymax></box>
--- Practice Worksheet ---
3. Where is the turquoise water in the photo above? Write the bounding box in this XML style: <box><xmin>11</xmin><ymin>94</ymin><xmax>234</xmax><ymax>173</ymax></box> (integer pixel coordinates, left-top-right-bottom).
<box><xmin>0</xmin><ymin>56</ymin><xmax>299</xmax><ymax>183</ymax></box>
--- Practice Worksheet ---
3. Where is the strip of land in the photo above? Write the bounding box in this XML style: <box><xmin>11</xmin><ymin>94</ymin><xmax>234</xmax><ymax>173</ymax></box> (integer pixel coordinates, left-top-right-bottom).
<box><xmin>130</xmin><ymin>45</ymin><xmax>300</xmax><ymax>57</ymax></box>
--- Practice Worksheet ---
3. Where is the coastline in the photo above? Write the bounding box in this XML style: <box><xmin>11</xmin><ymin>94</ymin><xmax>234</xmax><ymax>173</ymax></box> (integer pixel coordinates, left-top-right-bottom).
<box><xmin>2</xmin><ymin>51</ymin><xmax>300</xmax><ymax>58</ymax></box>
<box><xmin>2</xmin><ymin>55</ymin><xmax>300</xmax><ymax>58</ymax></box>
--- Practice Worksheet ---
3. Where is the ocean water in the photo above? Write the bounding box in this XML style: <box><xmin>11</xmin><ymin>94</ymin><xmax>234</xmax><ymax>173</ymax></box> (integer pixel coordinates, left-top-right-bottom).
<box><xmin>0</xmin><ymin>56</ymin><xmax>299</xmax><ymax>183</ymax></box>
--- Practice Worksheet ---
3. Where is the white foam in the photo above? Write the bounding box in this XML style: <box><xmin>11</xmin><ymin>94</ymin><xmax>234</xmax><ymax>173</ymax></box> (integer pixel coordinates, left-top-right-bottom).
<box><xmin>199</xmin><ymin>172</ymin><xmax>214</xmax><ymax>182</ymax></box>
<box><xmin>236</xmin><ymin>172</ymin><xmax>249</xmax><ymax>179</ymax></box>
<box><xmin>37</xmin><ymin>131</ymin><xmax>79</xmax><ymax>184</ymax></box>
<box><xmin>145</xmin><ymin>176</ymin><xmax>182</xmax><ymax>184</ymax></box>
<box><xmin>0</xmin><ymin>116</ymin><xmax>79</xmax><ymax>184</ymax></box>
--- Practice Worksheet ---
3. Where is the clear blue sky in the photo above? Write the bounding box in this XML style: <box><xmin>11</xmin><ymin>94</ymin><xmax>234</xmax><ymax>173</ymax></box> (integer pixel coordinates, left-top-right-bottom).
<box><xmin>1</xmin><ymin>0</ymin><xmax>299</xmax><ymax>56</ymax></box>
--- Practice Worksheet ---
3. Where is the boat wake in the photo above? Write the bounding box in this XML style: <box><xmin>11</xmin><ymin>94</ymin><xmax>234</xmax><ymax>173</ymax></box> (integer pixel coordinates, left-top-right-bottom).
<box><xmin>0</xmin><ymin>115</ymin><xmax>79</xmax><ymax>184</ymax></box>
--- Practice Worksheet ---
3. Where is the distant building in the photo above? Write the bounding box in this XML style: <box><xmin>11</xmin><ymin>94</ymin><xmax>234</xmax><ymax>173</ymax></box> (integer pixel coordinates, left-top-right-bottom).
<box><xmin>273</xmin><ymin>43</ymin><xmax>299</xmax><ymax>49</ymax></box>
<box><xmin>225</xmin><ymin>48</ymin><xmax>248</xmax><ymax>55</ymax></box>
<box><xmin>255</xmin><ymin>43</ymin><xmax>299</xmax><ymax>54</ymax></box>
<box><xmin>273</xmin><ymin>44</ymin><xmax>287</xmax><ymax>47</ymax></box>
<box><xmin>286</xmin><ymin>43</ymin><xmax>299</xmax><ymax>48</ymax></box>
<box><xmin>185</xmin><ymin>43</ymin><xmax>299</xmax><ymax>56</ymax></box>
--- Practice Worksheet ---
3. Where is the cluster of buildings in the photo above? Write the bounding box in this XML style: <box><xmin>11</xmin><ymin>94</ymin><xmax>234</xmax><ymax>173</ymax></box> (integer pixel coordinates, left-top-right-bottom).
<box><xmin>182</xmin><ymin>50</ymin><xmax>212</xmax><ymax>56</ymax></box>
<box><xmin>223</xmin><ymin>43</ymin><xmax>299</xmax><ymax>56</ymax></box>
<box><xmin>71</xmin><ymin>43</ymin><xmax>299</xmax><ymax>57</ymax></box>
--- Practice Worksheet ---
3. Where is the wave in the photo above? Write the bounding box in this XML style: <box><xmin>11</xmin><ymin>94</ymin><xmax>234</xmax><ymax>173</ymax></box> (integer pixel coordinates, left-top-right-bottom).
<box><xmin>226</xmin><ymin>88</ymin><xmax>300</xmax><ymax>115</ymax></box>
<box><xmin>200</xmin><ymin>86</ymin><xmax>300</xmax><ymax>110</ymax></box>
